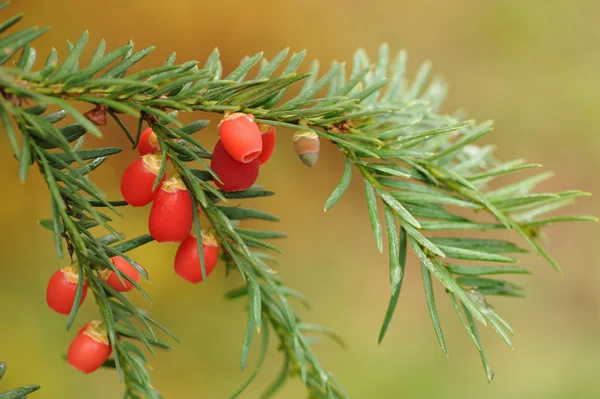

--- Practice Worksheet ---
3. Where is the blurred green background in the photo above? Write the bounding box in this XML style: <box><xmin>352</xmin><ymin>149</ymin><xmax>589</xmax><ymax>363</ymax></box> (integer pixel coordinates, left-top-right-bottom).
<box><xmin>1</xmin><ymin>0</ymin><xmax>599</xmax><ymax>398</ymax></box>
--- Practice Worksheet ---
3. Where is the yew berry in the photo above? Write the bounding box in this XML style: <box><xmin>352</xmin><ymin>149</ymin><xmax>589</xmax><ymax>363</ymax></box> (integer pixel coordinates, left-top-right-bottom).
<box><xmin>148</xmin><ymin>175</ymin><xmax>193</xmax><ymax>242</ymax></box>
<box><xmin>100</xmin><ymin>256</ymin><xmax>141</xmax><ymax>292</ymax></box>
<box><xmin>120</xmin><ymin>154</ymin><xmax>165</xmax><ymax>207</ymax></box>
<box><xmin>218</xmin><ymin>113</ymin><xmax>262</xmax><ymax>163</ymax></box>
<box><xmin>174</xmin><ymin>230</ymin><xmax>220</xmax><ymax>283</ymax></box>
<box><xmin>46</xmin><ymin>266</ymin><xmax>87</xmax><ymax>315</ymax></box>
<box><xmin>211</xmin><ymin>140</ymin><xmax>259</xmax><ymax>192</ymax></box>
<box><xmin>137</xmin><ymin>128</ymin><xmax>161</xmax><ymax>156</ymax></box>
<box><xmin>68</xmin><ymin>320</ymin><xmax>112</xmax><ymax>374</ymax></box>
<box><xmin>293</xmin><ymin>130</ymin><xmax>320</xmax><ymax>168</ymax></box>
<box><xmin>257</xmin><ymin>123</ymin><xmax>276</xmax><ymax>165</ymax></box>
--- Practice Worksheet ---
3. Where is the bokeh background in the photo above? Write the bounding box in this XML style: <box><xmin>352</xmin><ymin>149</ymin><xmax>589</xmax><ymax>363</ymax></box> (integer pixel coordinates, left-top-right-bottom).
<box><xmin>1</xmin><ymin>0</ymin><xmax>599</xmax><ymax>398</ymax></box>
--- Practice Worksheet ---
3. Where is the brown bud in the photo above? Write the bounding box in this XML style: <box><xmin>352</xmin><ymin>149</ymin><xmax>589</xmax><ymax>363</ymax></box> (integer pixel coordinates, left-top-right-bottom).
<box><xmin>84</xmin><ymin>105</ymin><xmax>107</xmax><ymax>126</ymax></box>
<box><xmin>293</xmin><ymin>130</ymin><xmax>320</xmax><ymax>168</ymax></box>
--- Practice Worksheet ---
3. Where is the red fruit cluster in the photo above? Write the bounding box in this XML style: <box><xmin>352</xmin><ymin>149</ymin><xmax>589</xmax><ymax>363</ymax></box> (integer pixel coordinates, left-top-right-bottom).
<box><xmin>46</xmin><ymin>257</ymin><xmax>142</xmax><ymax>373</ymax></box>
<box><xmin>49</xmin><ymin>117</ymin><xmax>280</xmax><ymax>373</ymax></box>
<box><xmin>212</xmin><ymin>114</ymin><xmax>276</xmax><ymax>192</ymax></box>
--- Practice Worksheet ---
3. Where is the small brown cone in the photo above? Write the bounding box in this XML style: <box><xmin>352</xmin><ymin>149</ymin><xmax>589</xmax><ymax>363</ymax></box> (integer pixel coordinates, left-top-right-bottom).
<box><xmin>84</xmin><ymin>105</ymin><xmax>107</xmax><ymax>126</ymax></box>
<box><xmin>293</xmin><ymin>131</ymin><xmax>320</xmax><ymax>168</ymax></box>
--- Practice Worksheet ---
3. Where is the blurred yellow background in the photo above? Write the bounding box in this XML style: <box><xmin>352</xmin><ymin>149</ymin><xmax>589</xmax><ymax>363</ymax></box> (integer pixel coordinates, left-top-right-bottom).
<box><xmin>1</xmin><ymin>0</ymin><xmax>599</xmax><ymax>398</ymax></box>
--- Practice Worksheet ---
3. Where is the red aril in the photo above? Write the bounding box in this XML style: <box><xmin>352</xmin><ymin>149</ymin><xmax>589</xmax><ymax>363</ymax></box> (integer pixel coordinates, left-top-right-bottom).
<box><xmin>211</xmin><ymin>140</ymin><xmax>259</xmax><ymax>192</ymax></box>
<box><xmin>148</xmin><ymin>175</ymin><xmax>193</xmax><ymax>242</ymax></box>
<box><xmin>46</xmin><ymin>266</ymin><xmax>87</xmax><ymax>315</ymax></box>
<box><xmin>218</xmin><ymin>113</ymin><xmax>262</xmax><ymax>163</ymax></box>
<box><xmin>120</xmin><ymin>154</ymin><xmax>165</xmax><ymax>207</ymax></box>
<box><xmin>257</xmin><ymin>123</ymin><xmax>276</xmax><ymax>165</ymax></box>
<box><xmin>100</xmin><ymin>256</ymin><xmax>141</xmax><ymax>292</ymax></box>
<box><xmin>67</xmin><ymin>320</ymin><xmax>112</xmax><ymax>374</ymax></box>
<box><xmin>137</xmin><ymin>128</ymin><xmax>161</xmax><ymax>156</ymax></box>
<box><xmin>174</xmin><ymin>230</ymin><xmax>219</xmax><ymax>283</ymax></box>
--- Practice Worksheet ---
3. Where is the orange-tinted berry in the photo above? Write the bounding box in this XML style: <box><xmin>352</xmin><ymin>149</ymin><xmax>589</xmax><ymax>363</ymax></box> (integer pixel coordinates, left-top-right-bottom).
<box><xmin>211</xmin><ymin>140</ymin><xmax>259</xmax><ymax>192</ymax></box>
<box><xmin>218</xmin><ymin>113</ymin><xmax>262</xmax><ymax>163</ymax></box>
<box><xmin>174</xmin><ymin>231</ymin><xmax>219</xmax><ymax>283</ymax></box>
<box><xmin>46</xmin><ymin>266</ymin><xmax>87</xmax><ymax>315</ymax></box>
<box><xmin>148</xmin><ymin>175</ymin><xmax>193</xmax><ymax>242</ymax></box>
<box><xmin>120</xmin><ymin>155</ymin><xmax>165</xmax><ymax>207</ymax></box>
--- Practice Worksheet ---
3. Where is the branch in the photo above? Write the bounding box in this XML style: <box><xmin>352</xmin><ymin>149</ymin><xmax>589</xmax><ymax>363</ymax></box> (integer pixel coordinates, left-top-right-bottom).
<box><xmin>0</xmin><ymin>2</ymin><xmax>595</xmax><ymax>397</ymax></box>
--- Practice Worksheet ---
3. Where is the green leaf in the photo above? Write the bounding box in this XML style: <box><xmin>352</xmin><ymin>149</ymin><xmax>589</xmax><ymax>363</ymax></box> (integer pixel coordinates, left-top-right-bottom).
<box><xmin>226</xmin><ymin>51</ymin><xmax>263</xmax><ymax>82</ymax></box>
<box><xmin>463</xmin><ymin>305</ymin><xmax>494</xmax><ymax>382</ymax></box>
<box><xmin>49</xmin><ymin>31</ymin><xmax>89</xmax><ymax>82</ymax></box>
<box><xmin>364</xmin><ymin>181</ymin><xmax>383</xmax><ymax>252</ymax></box>
<box><xmin>427</xmin><ymin>122</ymin><xmax>492</xmax><ymax>162</ymax></box>
<box><xmin>0</xmin><ymin>13</ymin><xmax>23</xmax><ymax>35</ymax></box>
<box><xmin>0</xmin><ymin>385</ymin><xmax>41</xmax><ymax>399</ymax></box>
<box><xmin>418</xmin><ymin>221</ymin><xmax>503</xmax><ymax>231</ymax></box>
<box><xmin>409</xmin><ymin>239</ymin><xmax>486</xmax><ymax>325</ymax></box>
<box><xmin>257</xmin><ymin>48</ymin><xmax>289</xmax><ymax>79</ymax></box>
<box><xmin>378</xmin><ymin>227</ymin><xmax>407</xmax><ymax>343</ymax></box>
<box><xmin>234</xmin><ymin>228</ymin><xmax>286</xmax><ymax>240</ymax></box>
<box><xmin>48</xmin><ymin>97</ymin><xmax>102</xmax><ymax>137</ymax></box>
<box><xmin>50</xmin><ymin>196</ymin><xmax>64</xmax><ymax>258</ymax></box>
<box><xmin>112</xmin><ymin>234</ymin><xmax>154</xmax><ymax>253</ymax></box>
<box><xmin>324</xmin><ymin>158</ymin><xmax>352</xmax><ymax>211</ymax></box>
<box><xmin>435</xmin><ymin>245</ymin><xmax>518</xmax><ymax>263</ymax></box>
<box><xmin>448</xmin><ymin>293</ymin><xmax>480</xmax><ymax>350</ymax></box>
<box><xmin>260</xmin><ymin>356</ymin><xmax>289</xmax><ymax>399</ymax></box>
<box><xmin>231</xmin><ymin>318</ymin><xmax>269</xmax><ymax>398</ymax></box>
<box><xmin>240</xmin><ymin>313</ymin><xmax>255</xmax><ymax>371</ymax></box>
<box><xmin>521</xmin><ymin>215</ymin><xmax>598</xmax><ymax>227</ymax></box>
<box><xmin>298</xmin><ymin>323</ymin><xmax>347</xmax><ymax>349</ymax></box>
<box><xmin>467</xmin><ymin>163</ymin><xmax>542</xmax><ymax>181</ymax></box>
<box><xmin>36</xmin><ymin>123</ymin><xmax>87</xmax><ymax>149</ymax></box>
<box><xmin>0</xmin><ymin>104</ymin><xmax>19</xmax><ymax>158</ymax></box>
<box><xmin>486</xmin><ymin>172</ymin><xmax>553</xmax><ymax>200</ymax></box>
<box><xmin>179</xmin><ymin>120</ymin><xmax>210</xmax><ymax>136</ymax></box>
<box><xmin>0</xmin><ymin>26</ymin><xmax>49</xmax><ymax>64</ymax></box>
<box><xmin>378</xmin><ymin>191</ymin><xmax>421</xmax><ymax>229</ymax></box>
<box><xmin>447</xmin><ymin>264</ymin><xmax>531</xmax><ymax>276</ymax></box>
<box><xmin>18</xmin><ymin>129</ymin><xmax>30</xmax><ymax>183</ymax></box>
<box><xmin>50</xmin><ymin>147</ymin><xmax>122</xmax><ymax>164</ymax></box>
<box><xmin>218</xmin><ymin>206</ymin><xmax>279</xmax><ymax>222</ymax></box>
<box><xmin>101</xmin><ymin>46</ymin><xmax>154</xmax><ymax>79</ymax></box>
<box><xmin>420</xmin><ymin>262</ymin><xmax>448</xmax><ymax>357</ymax></box>
<box><xmin>406</xmin><ymin>60</ymin><xmax>431</xmax><ymax>100</ymax></box>
<box><xmin>66</xmin><ymin>257</ymin><xmax>88</xmax><ymax>331</ymax></box>
<box><xmin>428</xmin><ymin>237</ymin><xmax>527</xmax><ymax>254</ymax></box>
<box><xmin>384</xmin><ymin>206</ymin><xmax>402</xmax><ymax>294</ymax></box>
<box><xmin>191</xmin><ymin>202</ymin><xmax>207</xmax><ymax>282</ymax></box>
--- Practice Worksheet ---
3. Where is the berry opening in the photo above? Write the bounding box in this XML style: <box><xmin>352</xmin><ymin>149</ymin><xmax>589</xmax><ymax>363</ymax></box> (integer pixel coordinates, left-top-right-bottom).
<box><xmin>242</xmin><ymin>150</ymin><xmax>262</xmax><ymax>163</ymax></box>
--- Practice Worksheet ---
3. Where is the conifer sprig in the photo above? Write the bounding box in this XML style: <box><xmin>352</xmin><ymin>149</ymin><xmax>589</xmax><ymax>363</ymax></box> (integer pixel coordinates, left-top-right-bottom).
<box><xmin>0</xmin><ymin>2</ymin><xmax>595</xmax><ymax>397</ymax></box>
<box><xmin>0</xmin><ymin>362</ymin><xmax>40</xmax><ymax>399</ymax></box>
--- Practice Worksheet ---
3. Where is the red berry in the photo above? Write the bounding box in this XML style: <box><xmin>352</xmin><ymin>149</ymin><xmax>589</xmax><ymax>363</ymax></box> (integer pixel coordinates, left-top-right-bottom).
<box><xmin>46</xmin><ymin>266</ymin><xmax>88</xmax><ymax>315</ymax></box>
<box><xmin>211</xmin><ymin>140</ymin><xmax>259</xmax><ymax>192</ymax></box>
<box><xmin>148</xmin><ymin>175</ymin><xmax>193</xmax><ymax>242</ymax></box>
<box><xmin>218</xmin><ymin>113</ymin><xmax>262</xmax><ymax>163</ymax></box>
<box><xmin>120</xmin><ymin>154</ymin><xmax>165</xmax><ymax>207</ymax></box>
<box><xmin>257</xmin><ymin>124</ymin><xmax>276</xmax><ymax>165</ymax></box>
<box><xmin>174</xmin><ymin>230</ymin><xmax>219</xmax><ymax>283</ymax></box>
<box><xmin>68</xmin><ymin>320</ymin><xmax>112</xmax><ymax>374</ymax></box>
<box><xmin>137</xmin><ymin>128</ymin><xmax>161</xmax><ymax>156</ymax></box>
<box><xmin>100</xmin><ymin>256</ymin><xmax>141</xmax><ymax>292</ymax></box>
